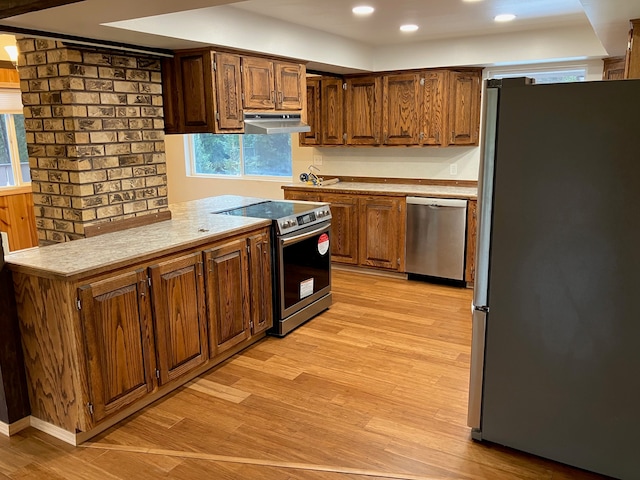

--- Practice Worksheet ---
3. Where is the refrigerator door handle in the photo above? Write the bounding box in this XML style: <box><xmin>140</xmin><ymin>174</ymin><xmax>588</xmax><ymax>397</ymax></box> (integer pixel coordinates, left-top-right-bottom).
<box><xmin>473</xmin><ymin>85</ymin><xmax>500</xmax><ymax>309</ymax></box>
<box><xmin>467</xmin><ymin>309</ymin><xmax>487</xmax><ymax>434</ymax></box>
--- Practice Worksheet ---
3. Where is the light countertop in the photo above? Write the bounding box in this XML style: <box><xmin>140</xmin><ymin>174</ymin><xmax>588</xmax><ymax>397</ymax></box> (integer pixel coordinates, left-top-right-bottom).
<box><xmin>5</xmin><ymin>195</ymin><xmax>271</xmax><ymax>280</ymax></box>
<box><xmin>283</xmin><ymin>182</ymin><xmax>477</xmax><ymax>199</ymax></box>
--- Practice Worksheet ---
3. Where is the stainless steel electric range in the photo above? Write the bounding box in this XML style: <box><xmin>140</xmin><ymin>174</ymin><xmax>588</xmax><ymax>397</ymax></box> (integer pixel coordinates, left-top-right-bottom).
<box><xmin>220</xmin><ymin>200</ymin><xmax>332</xmax><ymax>336</ymax></box>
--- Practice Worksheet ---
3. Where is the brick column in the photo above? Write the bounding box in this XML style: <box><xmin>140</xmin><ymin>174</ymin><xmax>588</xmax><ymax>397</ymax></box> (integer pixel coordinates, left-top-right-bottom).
<box><xmin>17</xmin><ymin>38</ymin><xmax>169</xmax><ymax>244</ymax></box>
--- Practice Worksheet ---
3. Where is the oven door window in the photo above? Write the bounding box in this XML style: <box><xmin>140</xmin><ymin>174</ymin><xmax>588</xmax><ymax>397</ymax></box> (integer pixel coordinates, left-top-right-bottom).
<box><xmin>280</xmin><ymin>225</ymin><xmax>331</xmax><ymax>316</ymax></box>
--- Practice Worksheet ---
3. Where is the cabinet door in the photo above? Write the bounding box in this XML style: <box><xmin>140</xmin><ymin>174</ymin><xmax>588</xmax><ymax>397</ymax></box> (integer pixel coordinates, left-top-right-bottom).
<box><xmin>161</xmin><ymin>57</ymin><xmax>180</xmax><ymax>134</ymax></box>
<box><xmin>602</xmin><ymin>56</ymin><xmax>626</xmax><ymax>80</ymax></box>
<box><xmin>283</xmin><ymin>190</ymin><xmax>322</xmax><ymax>202</ymax></box>
<box><xmin>242</xmin><ymin>57</ymin><xmax>275</xmax><ymax>109</ymax></box>
<box><xmin>300</xmin><ymin>77</ymin><xmax>321</xmax><ymax>145</ymax></box>
<box><xmin>149</xmin><ymin>253</ymin><xmax>208</xmax><ymax>385</ymax></box>
<box><xmin>382</xmin><ymin>73</ymin><xmax>422</xmax><ymax>145</ymax></box>
<box><xmin>275</xmin><ymin>62</ymin><xmax>304</xmax><ymax>110</ymax></box>
<box><xmin>321</xmin><ymin>77</ymin><xmax>345</xmax><ymax>145</ymax></box>
<box><xmin>358</xmin><ymin>196</ymin><xmax>402</xmax><ymax>270</ymax></box>
<box><xmin>248</xmin><ymin>233</ymin><xmax>273</xmax><ymax>335</ymax></box>
<box><xmin>422</xmin><ymin>70</ymin><xmax>446</xmax><ymax>145</ymax></box>
<box><xmin>448</xmin><ymin>70</ymin><xmax>481</xmax><ymax>146</ymax></box>
<box><xmin>204</xmin><ymin>239</ymin><xmax>251</xmax><ymax>357</ymax></box>
<box><xmin>176</xmin><ymin>50</ymin><xmax>215</xmax><ymax>133</ymax></box>
<box><xmin>465</xmin><ymin>199</ymin><xmax>478</xmax><ymax>284</ymax></box>
<box><xmin>345</xmin><ymin>76</ymin><xmax>382</xmax><ymax>145</ymax></box>
<box><xmin>321</xmin><ymin>193</ymin><xmax>359</xmax><ymax>265</ymax></box>
<box><xmin>214</xmin><ymin>52</ymin><xmax>244</xmax><ymax>132</ymax></box>
<box><xmin>79</xmin><ymin>269</ymin><xmax>155</xmax><ymax>424</ymax></box>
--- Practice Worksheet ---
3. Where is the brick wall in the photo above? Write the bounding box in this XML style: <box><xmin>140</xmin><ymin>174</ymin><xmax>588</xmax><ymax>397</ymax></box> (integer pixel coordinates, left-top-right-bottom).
<box><xmin>17</xmin><ymin>38</ymin><xmax>168</xmax><ymax>244</ymax></box>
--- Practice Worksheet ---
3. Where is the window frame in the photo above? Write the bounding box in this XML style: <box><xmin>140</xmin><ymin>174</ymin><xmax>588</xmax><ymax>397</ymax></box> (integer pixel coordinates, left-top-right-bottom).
<box><xmin>485</xmin><ymin>63</ymin><xmax>588</xmax><ymax>84</ymax></box>
<box><xmin>0</xmin><ymin>86</ymin><xmax>30</xmax><ymax>190</ymax></box>
<box><xmin>186</xmin><ymin>133</ymin><xmax>293</xmax><ymax>182</ymax></box>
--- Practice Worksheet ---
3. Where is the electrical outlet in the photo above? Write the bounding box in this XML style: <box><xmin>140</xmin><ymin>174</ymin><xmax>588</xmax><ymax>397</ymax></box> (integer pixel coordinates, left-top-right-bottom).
<box><xmin>450</xmin><ymin>164</ymin><xmax>458</xmax><ymax>176</ymax></box>
<box><xmin>313</xmin><ymin>155</ymin><xmax>323</xmax><ymax>166</ymax></box>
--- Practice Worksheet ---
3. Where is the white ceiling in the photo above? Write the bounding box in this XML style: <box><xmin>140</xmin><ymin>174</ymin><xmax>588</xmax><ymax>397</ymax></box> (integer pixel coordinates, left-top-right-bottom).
<box><xmin>1</xmin><ymin>0</ymin><xmax>639</xmax><ymax>70</ymax></box>
<box><xmin>232</xmin><ymin>0</ymin><xmax>588</xmax><ymax>46</ymax></box>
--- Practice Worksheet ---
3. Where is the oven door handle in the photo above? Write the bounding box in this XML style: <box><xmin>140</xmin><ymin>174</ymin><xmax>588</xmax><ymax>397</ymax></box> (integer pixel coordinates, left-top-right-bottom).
<box><xmin>281</xmin><ymin>225</ymin><xmax>329</xmax><ymax>247</ymax></box>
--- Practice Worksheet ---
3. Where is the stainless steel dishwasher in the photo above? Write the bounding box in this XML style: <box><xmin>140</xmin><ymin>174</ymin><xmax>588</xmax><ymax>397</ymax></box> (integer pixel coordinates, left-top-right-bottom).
<box><xmin>405</xmin><ymin>197</ymin><xmax>468</xmax><ymax>281</ymax></box>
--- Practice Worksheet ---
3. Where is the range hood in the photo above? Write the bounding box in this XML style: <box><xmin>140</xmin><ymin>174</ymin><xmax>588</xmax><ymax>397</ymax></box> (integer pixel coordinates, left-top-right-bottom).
<box><xmin>243</xmin><ymin>113</ymin><xmax>310</xmax><ymax>134</ymax></box>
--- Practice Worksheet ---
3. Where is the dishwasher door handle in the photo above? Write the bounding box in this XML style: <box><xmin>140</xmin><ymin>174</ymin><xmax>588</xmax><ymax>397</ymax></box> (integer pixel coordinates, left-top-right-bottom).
<box><xmin>406</xmin><ymin>197</ymin><xmax>468</xmax><ymax>208</ymax></box>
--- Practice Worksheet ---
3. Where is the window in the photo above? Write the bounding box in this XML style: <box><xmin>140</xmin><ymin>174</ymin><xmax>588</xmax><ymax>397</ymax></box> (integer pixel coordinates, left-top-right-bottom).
<box><xmin>189</xmin><ymin>133</ymin><xmax>292</xmax><ymax>179</ymax></box>
<box><xmin>0</xmin><ymin>88</ymin><xmax>29</xmax><ymax>188</ymax></box>
<box><xmin>487</xmin><ymin>65</ymin><xmax>587</xmax><ymax>84</ymax></box>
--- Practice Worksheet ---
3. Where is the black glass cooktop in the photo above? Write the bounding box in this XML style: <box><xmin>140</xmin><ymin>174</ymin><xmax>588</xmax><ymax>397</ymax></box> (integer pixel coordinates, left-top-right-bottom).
<box><xmin>221</xmin><ymin>201</ymin><xmax>319</xmax><ymax>220</ymax></box>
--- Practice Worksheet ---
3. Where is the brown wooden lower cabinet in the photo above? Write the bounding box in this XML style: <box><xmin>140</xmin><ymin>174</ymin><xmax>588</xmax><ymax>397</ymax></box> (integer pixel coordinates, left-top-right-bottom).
<box><xmin>205</xmin><ymin>238</ymin><xmax>251</xmax><ymax>357</ymax></box>
<box><xmin>284</xmin><ymin>190</ymin><xmax>404</xmax><ymax>272</ymax></box>
<box><xmin>248</xmin><ymin>232</ymin><xmax>273</xmax><ymax>335</ymax></box>
<box><xmin>78</xmin><ymin>269</ymin><xmax>156</xmax><ymax>426</ymax></box>
<box><xmin>358</xmin><ymin>196</ymin><xmax>404</xmax><ymax>270</ymax></box>
<box><xmin>322</xmin><ymin>194</ymin><xmax>359</xmax><ymax>265</ymax></box>
<box><xmin>284</xmin><ymin>188</ymin><xmax>475</xmax><ymax>281</ymax></box>
<box><xmin>13</xmin><ymin>227</ymin><xmax>271</xmax><ymax>440</ymax></box>
<box><xmin>150</xmin><ymin>253</ymin><xmax>208</xmax><ymax>385</ymax></box>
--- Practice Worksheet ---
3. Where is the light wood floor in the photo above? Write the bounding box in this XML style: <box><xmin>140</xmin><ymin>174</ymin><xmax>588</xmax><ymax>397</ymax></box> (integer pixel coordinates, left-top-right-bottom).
<box><xmin>0</xmin><ymin>270</ymin><xmax>609</xmax><ymax>479</ymax></box>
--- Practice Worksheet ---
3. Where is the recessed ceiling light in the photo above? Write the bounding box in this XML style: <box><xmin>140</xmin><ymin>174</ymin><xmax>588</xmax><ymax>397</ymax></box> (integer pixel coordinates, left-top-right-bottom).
<box><xmin>494</xmin><ymin>13</ymin><xmax>516</xmax><ymax>22</ymax></box>
<box><xmin>352</xmin><ymin>5</ymin><xmax>374</xmax><ymax>15</ymax></box>
<box><xmin>400</xmin><ymin>24</ymin><xmax>419</xmax><ymax>32</ymax></box>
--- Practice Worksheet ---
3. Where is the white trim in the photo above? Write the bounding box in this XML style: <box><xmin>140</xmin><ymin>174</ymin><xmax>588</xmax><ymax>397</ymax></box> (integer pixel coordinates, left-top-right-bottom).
<box><xmin>29</xmin><ymin>417</ymin><xmax>78</xmax><ymax>446</ymax></box>
<box><xmin>0</xmin><ymin>88</ymin><xmax>23</xmax><ymax>114</ymax></box>
<box><xmin>0</xmin><ymin>416</ymin><xmax>31</xmax><ymax>436</ymax></box>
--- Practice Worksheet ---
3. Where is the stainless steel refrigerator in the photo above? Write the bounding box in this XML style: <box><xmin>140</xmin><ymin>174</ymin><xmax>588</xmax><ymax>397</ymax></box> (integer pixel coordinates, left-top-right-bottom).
<box><xmin>468</xmin><ymin>77</ymin><xmax>640</xmax><ymax>479</ymax></box>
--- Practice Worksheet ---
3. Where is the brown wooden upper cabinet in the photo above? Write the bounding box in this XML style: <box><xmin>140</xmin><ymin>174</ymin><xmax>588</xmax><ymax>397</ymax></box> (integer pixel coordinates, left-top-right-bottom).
<box><xmin>383</xmin><ymin>72</ymin><xmax>423</xmax><ymax>145</ymax></box>
<box><xmin>626</xmin><ymin>19</ymin><xmax>640</xmax><ymax>79</ymax></box>
<box><xmin>321</xmin><ymin>77</ymin><xmax>346</xmax><ymax>145</ymax></box>
<box><xmin>163</xmin><ymin>49</ymin><xmax>243</xmax><ymax>134</ymax></box>
<box><xmin>345</xmin><ymin>76</ymin><xmax>382</xmax><ymax>145</ymax></box>
<box><xmin>162</xmin><ymin>49</ymin><xmax>305</xmax><ymax>134</ymax></box>
<box><xmin>242</xmin><ymin>57</ymin><xmax>304</xmax><ymax>110</ymax></box>
<box><xmin>422</xmin><ymin>70</ymin><xmax>446</xmax><ymax>145</ymax></box>
<box><xmin>448</xmin><ymin>70</ymin><xmax>481</xmax><ymax>145</ymax></box>
<box><xmin>602</xmin><ymin>57</ymin><xmax>626</xmax><ymax>80</ymax></box>
<box><xmin>300</xmin><ymin>77</ymin><xmax>321</xmax><ymax>145</ymax></box>
<box><xmin>302</xmin><ymin>67</ymin><xmax>482</xmax><ymax>147</ymax></box>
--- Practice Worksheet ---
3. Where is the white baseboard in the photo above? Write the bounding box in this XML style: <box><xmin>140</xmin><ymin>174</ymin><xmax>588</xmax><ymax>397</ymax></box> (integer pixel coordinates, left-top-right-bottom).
<box><xmin>0</xmin><ymin>416</ymin><xmax>31</xmax><ymax>437</ymax></box>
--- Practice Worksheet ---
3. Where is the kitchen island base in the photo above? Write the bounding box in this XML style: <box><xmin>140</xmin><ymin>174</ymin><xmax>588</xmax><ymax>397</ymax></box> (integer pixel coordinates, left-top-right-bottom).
<box><xmin>6</xmin><ymin>197</ymin><xmax>276</xmax><ymax>445</ymax></box>
<box><xmin>22</xmin><ymin>332</ymin><xmax>266</xmax><ymax>446</ymax></box>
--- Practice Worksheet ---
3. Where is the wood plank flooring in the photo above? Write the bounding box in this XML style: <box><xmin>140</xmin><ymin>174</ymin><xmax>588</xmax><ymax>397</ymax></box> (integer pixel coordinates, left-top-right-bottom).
<box><xmin>0</xmin><ymin>269</ymin><xmax>610</xmax><ymax>479</ymax></box>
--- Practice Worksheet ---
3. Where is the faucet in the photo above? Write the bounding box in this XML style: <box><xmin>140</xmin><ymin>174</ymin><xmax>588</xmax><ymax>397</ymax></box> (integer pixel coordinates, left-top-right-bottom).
<box><xmin>300</xmin><ymin>164</ymin><xmax>323</xmax><ymax>185</ymax></box>
<box><xmin>308</xmin><ymin>164</ymin><xmax>321</xmax><ymax>184</ymax></box>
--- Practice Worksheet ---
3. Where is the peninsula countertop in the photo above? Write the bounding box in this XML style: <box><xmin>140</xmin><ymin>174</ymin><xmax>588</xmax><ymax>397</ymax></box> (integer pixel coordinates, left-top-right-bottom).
<box><xmin>282</xmin><ymin>181</ymin><xmax>478</xmax><ymax>199</ymax></box>
<box><xmin>4</xmin><ymin>195</ymin><xmax>272</xmax><ymax>280</ymax></box>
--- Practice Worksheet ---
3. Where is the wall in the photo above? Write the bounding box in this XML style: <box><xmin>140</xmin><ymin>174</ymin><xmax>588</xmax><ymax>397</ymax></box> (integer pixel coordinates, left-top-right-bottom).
<box><xmin>17</xmin><ymin>38</ymin><xmax>169</xmax><ymax>244</ymax></box>
<box><xmin>166</xmin><ymin>133</ymin><xmax>478</xmax><ymax>204</ymax></box>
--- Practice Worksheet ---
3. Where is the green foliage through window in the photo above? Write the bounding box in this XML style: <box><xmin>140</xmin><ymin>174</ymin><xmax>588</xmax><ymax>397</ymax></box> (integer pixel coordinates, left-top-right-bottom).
<box><xmin>191</xmin><ymin>133</ymin><xmax>292</xmax><ymax>178</ymax></box>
